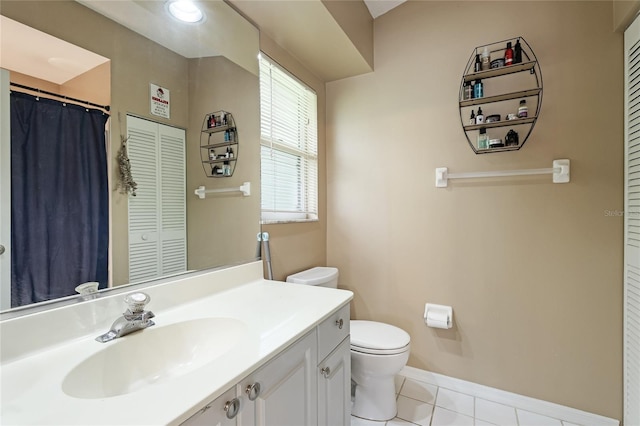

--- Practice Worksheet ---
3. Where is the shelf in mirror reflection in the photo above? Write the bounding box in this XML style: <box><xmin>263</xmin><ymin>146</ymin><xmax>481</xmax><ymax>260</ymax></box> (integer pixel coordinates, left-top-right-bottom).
<box><xmin>463</xmin><ymin>116</ymin><xmax>536</xmax><ymax>131</ymax></box>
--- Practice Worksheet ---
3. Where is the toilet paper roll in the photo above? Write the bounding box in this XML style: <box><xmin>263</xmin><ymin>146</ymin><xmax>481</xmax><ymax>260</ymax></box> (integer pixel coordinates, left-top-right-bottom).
<box><xmin>426</xmin><ymin>311</ymin><xmax>451</xmax><ymax>329</ymax></box>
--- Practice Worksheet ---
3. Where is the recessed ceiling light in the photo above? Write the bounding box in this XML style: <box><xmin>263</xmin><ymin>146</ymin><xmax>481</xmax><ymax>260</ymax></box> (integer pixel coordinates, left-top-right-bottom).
<box><xmin>166</xmin><ymin>0</ymin><xmax>204</xmax><ymax>23</ymax></box>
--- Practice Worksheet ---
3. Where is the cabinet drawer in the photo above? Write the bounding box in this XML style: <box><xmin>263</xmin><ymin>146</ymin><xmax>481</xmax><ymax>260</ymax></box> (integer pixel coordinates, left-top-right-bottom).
<box><xmin>317</xmin><ymin>303</ymin><xmax>350</xmax><ymax>361</ymax></box>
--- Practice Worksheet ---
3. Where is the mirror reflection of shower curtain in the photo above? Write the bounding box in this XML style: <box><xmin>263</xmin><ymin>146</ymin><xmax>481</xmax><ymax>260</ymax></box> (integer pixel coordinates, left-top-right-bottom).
<box><xmin>10</xmin><ymin>91</ymin><xmax>109</xmax><ymax>307</ymax></box>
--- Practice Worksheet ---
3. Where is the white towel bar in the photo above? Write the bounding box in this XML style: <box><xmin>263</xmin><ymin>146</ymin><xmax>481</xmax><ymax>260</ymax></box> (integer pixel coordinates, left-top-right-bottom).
<box><xmin>435</xmin><ymin>159</ymin><xmax>570</xmax><ymax>188</ymax></box>
<box><xmin>194</xmin><ymin>182</ymin><xmax>251</xmax><ymax>199</ymax></box>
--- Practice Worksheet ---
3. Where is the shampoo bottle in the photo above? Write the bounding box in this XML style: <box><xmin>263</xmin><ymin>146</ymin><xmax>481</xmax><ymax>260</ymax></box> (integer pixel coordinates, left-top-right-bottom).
<box><xmin>477</xmin><ymin>128</ymin><xmax>489</xmax><ymax>150</ymax></box>
<box><xmin>476</xmin><ymin>107</ymin><xmax>484</xmax><ymax>124</ymax></box>
<box><xmin>504</xmin><ymin>42</ymin><xmax>514</xmax><ymax>66</ymax></box>
<box><xmin>481</xmin><ymin>46</ymin><xmax>490</xmax><ymax>70</ymax></box>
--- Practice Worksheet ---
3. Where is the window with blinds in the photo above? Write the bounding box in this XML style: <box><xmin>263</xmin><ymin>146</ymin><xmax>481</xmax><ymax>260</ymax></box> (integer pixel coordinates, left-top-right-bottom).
<box><xmin>259</xmin><ymin>53</ymin><xmax>318</xmax><ymax>223</ymax></box>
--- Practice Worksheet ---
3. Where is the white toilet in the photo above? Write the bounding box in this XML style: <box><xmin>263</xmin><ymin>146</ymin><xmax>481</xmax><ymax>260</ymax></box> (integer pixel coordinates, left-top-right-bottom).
<box><xmin>286</xmin><ymin>267</ymin><xmax>411</xmax><ymax>421</ymax></box>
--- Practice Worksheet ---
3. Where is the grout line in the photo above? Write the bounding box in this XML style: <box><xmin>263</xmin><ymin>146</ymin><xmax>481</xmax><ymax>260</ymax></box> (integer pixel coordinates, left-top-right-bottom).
<box><xmin>429</xmin><ymin>386</ymin><xmax>438</xmax><ymax>426</ymax></box>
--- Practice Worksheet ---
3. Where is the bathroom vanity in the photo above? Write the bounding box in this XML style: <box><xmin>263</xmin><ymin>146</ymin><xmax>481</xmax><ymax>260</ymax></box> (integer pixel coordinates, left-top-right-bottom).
<box><xmin>0</xmin><ymin>262</ymin><xmax>353</xmax><ymax>425</ymax></box>
<box><xmin>183</xmin><ymin>304</ymin><xmax>351</xmax><ymax>426</ymax></box>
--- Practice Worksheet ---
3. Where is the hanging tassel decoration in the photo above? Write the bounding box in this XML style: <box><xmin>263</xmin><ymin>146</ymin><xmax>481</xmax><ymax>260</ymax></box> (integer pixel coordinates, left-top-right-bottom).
<box><xmin>116</xmin><ymin>135</ymin><xmax>137</xmax><ymax>196</ymax></box>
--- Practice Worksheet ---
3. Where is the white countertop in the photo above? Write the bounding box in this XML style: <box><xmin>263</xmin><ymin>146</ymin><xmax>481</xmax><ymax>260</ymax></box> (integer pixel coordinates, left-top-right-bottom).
<box><xmin>0</xmin><ymin>262</ymin><xmax>353</xmax><ymax>425</ymax></box>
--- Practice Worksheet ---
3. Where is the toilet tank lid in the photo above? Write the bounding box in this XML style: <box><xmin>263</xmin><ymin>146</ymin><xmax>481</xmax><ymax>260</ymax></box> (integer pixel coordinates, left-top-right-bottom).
<box><xmin>350</xmin><ymin>320</ymin><xmax>410</xmax><ymax>350</ymax></box>
<box><xmin>286</xmin><ymin>267</ymin><xmax>339</xmax><ymax>286</ymax></box>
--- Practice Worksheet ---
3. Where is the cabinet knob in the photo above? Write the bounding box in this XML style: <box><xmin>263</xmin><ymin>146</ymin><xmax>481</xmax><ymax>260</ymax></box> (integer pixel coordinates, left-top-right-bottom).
<box><xmin>224</xmin><ymin>397</ymin><xmax>240</xmax><ymax>419</ymax></box>
<box><xmin>245</xmin><ymin>382</ymin><xmax>261</xmax><ymax>401</ymax></box>
<box><xmin>321</xmin><ymin>367</ymin><xmax>331</xmax><ymax>378</ymax></box>
<box><xmin>335</xmin><ymin>318</ymin><xmax>344</xmax><ymax>329</ymax></box>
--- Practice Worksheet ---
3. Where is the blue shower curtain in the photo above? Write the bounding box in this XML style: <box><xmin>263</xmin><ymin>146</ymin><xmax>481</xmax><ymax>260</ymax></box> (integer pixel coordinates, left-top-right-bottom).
<box><xmin>10</xmin><ymin>92</ymin><xmax>109</xmax><ymax>307</ymax></box>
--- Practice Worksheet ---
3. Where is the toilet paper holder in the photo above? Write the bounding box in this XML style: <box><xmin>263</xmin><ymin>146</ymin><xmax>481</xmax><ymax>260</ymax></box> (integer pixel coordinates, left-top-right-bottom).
<box><xmin>424</xmin><ymin>303</ymin><xmax>453</xmax><ymax>329</ymax></box>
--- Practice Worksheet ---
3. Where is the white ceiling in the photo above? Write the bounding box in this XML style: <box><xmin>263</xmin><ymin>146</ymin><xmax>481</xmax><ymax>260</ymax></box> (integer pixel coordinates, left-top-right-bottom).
<box><xmin>0</xmin><ymin>16</ymin><xmax>109</xmax><ymax>85</ymax></box>
<box><xmin>0</xmin><ymin>0</ymin><xmax>407</xmax><ymax>86</ymax></box>
<box><xmin>363</xmin><ymin>0</ymin><xmax>407</xmax><ymax>19</ymax></box>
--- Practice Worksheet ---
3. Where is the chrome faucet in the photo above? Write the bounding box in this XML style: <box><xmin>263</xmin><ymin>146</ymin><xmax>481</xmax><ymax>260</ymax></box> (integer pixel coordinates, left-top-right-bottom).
<box><xmin>95</xmin><ymin>292</ymin><xmax>155</xmax><ymax>343</ymax></box>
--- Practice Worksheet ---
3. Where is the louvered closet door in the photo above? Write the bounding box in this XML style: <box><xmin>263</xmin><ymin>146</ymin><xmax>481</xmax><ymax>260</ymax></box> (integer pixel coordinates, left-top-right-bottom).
<box><xmin>158</xmin><ymin>125</ymin><xmax>186</xmax><ymax>276</ymax></box>
<box><xmin>127</xmin><ymin>116</ymin><xmax>186</xmax><ymax>283</ymax></box>
<box><xmin>625</xmin><ymin>16</ymin><xmax>640</xmax><ymax>425</ymax></box>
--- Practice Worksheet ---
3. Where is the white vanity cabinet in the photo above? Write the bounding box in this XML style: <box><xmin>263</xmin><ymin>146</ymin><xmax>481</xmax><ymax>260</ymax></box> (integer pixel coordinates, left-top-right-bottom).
<box><xmin>242</xmin><ymin>330</ymin><xmax>318</xmax><ymax>426</ymax></box>
<box><xmin>318</xmin><ymin>337</ymin><xmax>351</xmax><ymax>426</ymax></box>
<box><xmin>181</xmin><ymin>386</ymin><xmax>239</xmax><ymax>426</ymax></box>
<box><xmin>181</xmin><ymin>303</ymin><xmax>351</xmax><ymax>426</ymax></box>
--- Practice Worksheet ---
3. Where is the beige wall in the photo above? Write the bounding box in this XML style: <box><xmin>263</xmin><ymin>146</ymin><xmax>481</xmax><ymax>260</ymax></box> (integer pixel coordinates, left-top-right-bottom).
<box><xmin>10</xmin><ymin>63</ymin><xmax>110</xmax><ymax>107</ymax></box>
<box><xmin>614</xmin><ymin>0</ymin><xmax>640</xmax><ymax>31</ymax></box>
<box><xmin>259</xmin><ymin>34</ymin><xmax>328</xmax><ymax>281</ymax></box>
<box><xmin>326</xmin><ymin>1</ymin><xmax>623</xmax><ymax>420</ymax></box>
<box><xmin>322</xmin><ymin>0</ymin><xmax>374</xmax><ymax>70</ymax></box>
<box><xmin>187</xmin><ymin>56</ymin><xmax>260</xmax><ymax>270</ymax></box>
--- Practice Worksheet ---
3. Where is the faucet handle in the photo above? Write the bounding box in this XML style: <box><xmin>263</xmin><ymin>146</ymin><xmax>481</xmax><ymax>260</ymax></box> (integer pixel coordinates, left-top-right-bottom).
<box><xmin>124</xmin><ymin>292</ymin><xmax>151</xmax><ymax>313</ymax></box>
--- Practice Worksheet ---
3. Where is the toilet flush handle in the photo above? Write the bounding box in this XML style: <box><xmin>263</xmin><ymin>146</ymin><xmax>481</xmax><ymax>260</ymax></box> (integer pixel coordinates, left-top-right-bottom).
<box><xmin>335</xmin><ymin>318</ymin><xmax>344</xmax><ymax>329</ymax></box>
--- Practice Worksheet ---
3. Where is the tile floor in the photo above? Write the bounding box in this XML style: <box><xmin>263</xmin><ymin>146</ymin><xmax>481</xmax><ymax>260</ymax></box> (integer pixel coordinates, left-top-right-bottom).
<box><xmin>350</xmin><ymin>375</ymin><xmax>582</xmax><ymax>426</ymax></box>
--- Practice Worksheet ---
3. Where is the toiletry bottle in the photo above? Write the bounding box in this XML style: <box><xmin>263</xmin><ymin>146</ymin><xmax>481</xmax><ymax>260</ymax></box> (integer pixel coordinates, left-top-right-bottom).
<box><xmin>518</xmin><ymin>99</ymin><xmax>528</xmax><ymax>118</ymax></box>
<box><xmin>229</xmin><ymin>128</ymin><xmax>235</xmax><ymax>141</ymax></box>
<box><xmin>476</xmin><ymin>107</ymin><xmax>484</xmax><ymax>124</ymax></box>
<box><xmin>504</xmin><ymin>42</ymin><xmax>514</xmax><ymax>66</ymax></box>
<box><xmin>229</xmin><ymin>147</ymin><xmax>234</xmax><ymax>158</ymax></box>
<box><xmin>477</xmin><ymin>128</ymin><xmax>489</xmax><ymax>150</ymax></box>
<box><xmin>474</xmin><ymin>54</ymin><xmax>482</xmax><ymax>72</ymax></box>
<box><xmin>209</xmin><ymin>148</ymin><xmax>216</xmax><ymax>161</ymax></box>
<box><xmin>224</xmin><ymin>129</ymin><xmax>230</xmax><ymax>142</ymax></box>
<box><xmin>463</xmin><ymin>81</ymin><xmax>472</xmax><ymax>100</ymax></box>
<box><xmin>514</xmin><ymin>39</ymin><xmax>522</xmax><ymax>64</ymax></box>
<box><xmin>469</xmin><ymin>110</ymin><xmax>476</xmax><ymax>125</ymax></box>
<box><xmin>481</xmin><ymin>46</ymin><xmax>490</xmax><ymax>70</ymax></box>
<box><xmin>473</xmin><ymin>79</ymin><xmax>483</xmax><ymax>98</ymax></box>
<box><xmin>223</xmin><ymin>161</ymin><xmax>231</xmax><ymax>176</ymax></box>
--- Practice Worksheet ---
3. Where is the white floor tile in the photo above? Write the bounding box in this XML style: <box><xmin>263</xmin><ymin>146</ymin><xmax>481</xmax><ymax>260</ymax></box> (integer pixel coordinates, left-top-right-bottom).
<box><xmin>351</xmin><ymin>415</ymin><xmax>386</xmax><ymax>426</ymax></box>
<box><xmin>435</xmin><ymin>387</ymin><xmax>475</xmax><ymax>417</ymax></box>
<box><xmin>517</xmin><ymin>409</ymin><xmax>563</xmax><ymax>426</ymax></box>
<box><xmin>386</xmin><ymin>418</ymin><xmax>416</xmax><ymax>426</ymax></box>
<box><xmin>431</xmin><ymin>406</ymin><xmax>474</xmax><ymax>426</ymax></box>
<box><xmin>475</xmin><ymin>419</ymin><xmax>498</xmax><ymax>426</ymax></box>
<box><xmin>399</xmin><ymin>378</ymin><xmax>438</xmax><ymax>404</ymax></box>
<box><xmin>395</xmin><ymin>375</ymin><xmax>406</xmax><ymax>395</ymax></box>
<box><xmin>475</xmin><ymin>398</ymin><xmax>518</xmax><ymax>425</ymax></box>
<box><xmin>396</xmin><ymin>395</ymin><xmax>434</xmax><ymax>426</ymax></box>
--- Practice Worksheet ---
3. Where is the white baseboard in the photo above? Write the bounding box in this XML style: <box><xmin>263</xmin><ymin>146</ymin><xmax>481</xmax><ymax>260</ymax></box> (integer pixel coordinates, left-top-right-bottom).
<box><xmin>399</xmin><ymin>366</ymin><xmax>619</xmax><ymax>426</ymax></box>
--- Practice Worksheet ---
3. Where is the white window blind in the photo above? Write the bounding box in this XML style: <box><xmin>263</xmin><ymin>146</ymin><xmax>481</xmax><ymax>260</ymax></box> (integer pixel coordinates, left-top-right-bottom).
<box><xmin>260</xmin><ymin>53</ymin><xmax>318</xmax><ymax>223</ymax></box>
<box><xmin>625</xmin><ymin>15</ymin><xmax>640</xmax><ymax>425</ymax></box>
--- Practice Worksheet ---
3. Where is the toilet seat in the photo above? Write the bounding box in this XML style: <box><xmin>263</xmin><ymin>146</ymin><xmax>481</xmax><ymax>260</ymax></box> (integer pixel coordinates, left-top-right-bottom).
<box><xmin>350</xmin><ymin>320</ymin><xmax>411</xmax><ymax>355</ymax></box>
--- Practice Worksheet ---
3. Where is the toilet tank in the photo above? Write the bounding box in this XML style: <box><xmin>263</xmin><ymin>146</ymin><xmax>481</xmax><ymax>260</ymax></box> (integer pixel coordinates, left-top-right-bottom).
<box><xmin>286</xmin><ymin>267</ymin><xmax>339</xmax><ymax>288</ymax></box>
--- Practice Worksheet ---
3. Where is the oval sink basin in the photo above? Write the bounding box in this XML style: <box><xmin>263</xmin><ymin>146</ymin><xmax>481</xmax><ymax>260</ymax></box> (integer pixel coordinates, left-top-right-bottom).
<box><xmin>62</xmin><ymin>317</ymin><xmax>247</xmax><ymax>399</ymax></box>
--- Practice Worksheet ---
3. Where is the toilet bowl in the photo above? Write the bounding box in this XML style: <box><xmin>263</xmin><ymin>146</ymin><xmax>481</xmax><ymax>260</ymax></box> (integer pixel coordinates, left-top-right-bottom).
<box><xmin>286</xmin><ymin>267</ymin><xmax>411</xmax><ymax>421</ymax></box>
<box><xmin>350</xmin><ymin>320</ymin><xmax>410</xmax><ymax>421</ymax></box>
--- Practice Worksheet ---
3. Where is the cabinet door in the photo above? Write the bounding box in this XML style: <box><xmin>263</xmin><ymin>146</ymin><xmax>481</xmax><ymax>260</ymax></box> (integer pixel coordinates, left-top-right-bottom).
<box><xmin>244</xmin><ymin>330</ymin><xmax>318</xmax><ymax>426</ymax></box>
<box><xmin>318</xmin><ymin>336</ymin><xmax>351</xmax><ymax>426</ymax></box>
<box><xmin>181</xmin><ymin>387</ymin><xmax>239</xmax><ymax>426</ymax></box>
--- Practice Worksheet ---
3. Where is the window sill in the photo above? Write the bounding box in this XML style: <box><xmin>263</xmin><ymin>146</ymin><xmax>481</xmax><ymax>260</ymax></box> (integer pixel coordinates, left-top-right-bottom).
<box><xmin>261</xmin><ymin>218</ymin><xmax>319</xmax><ymax>225</ymax></box>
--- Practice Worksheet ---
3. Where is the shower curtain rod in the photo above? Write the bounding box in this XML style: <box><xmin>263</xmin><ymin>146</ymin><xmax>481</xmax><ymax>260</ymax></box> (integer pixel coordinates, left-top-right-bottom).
<box><xmin>10</xmin><ymin>82</ymin><xmax>110</xmax><ymax>112</ymax></box>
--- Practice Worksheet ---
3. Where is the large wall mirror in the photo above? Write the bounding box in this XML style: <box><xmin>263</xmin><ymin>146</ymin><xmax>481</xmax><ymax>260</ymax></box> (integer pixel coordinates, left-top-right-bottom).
<box><xmin>0</xmin><ymin>0</ymin><xmax>261</xmax><ymax>313</ymax></box>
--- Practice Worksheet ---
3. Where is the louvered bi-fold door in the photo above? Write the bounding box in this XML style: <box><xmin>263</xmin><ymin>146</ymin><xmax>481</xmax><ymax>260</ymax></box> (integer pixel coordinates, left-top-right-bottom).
<box><xmin>126</xmin><ymin>116</ymin><xmax>186</xmax><ymax>283</ymax></box>
<box><xmin>625</xmin><ymin>16</ymin><xmax>640</xmax><ymax>425</ymax></box>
